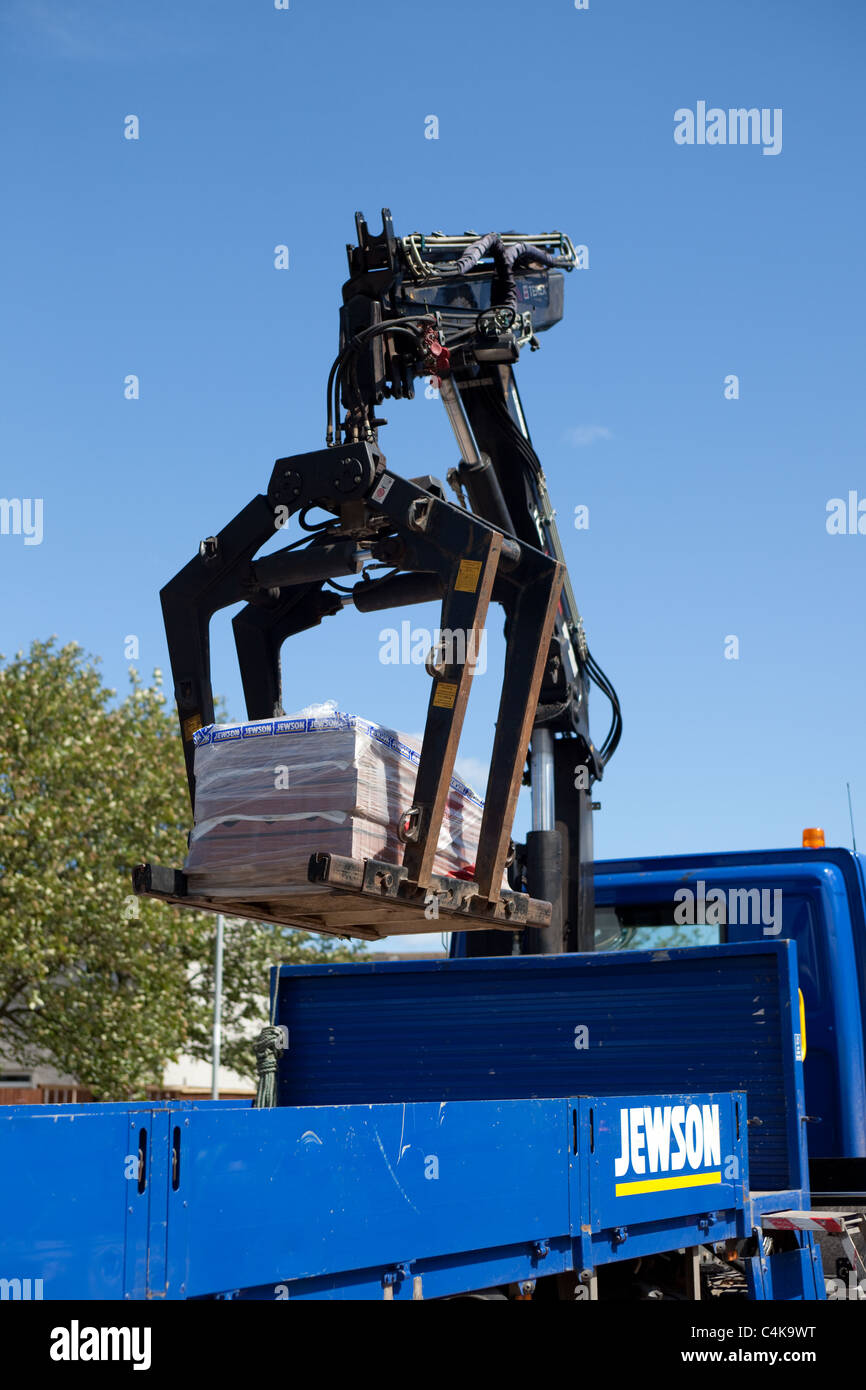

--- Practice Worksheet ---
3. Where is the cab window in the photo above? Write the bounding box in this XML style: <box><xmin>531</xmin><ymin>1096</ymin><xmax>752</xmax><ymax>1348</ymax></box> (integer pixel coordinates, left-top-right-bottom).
<box><xmin>594</xmin><ymin>902</ymin><xmax>724</xmax><ymax>951</ymax></box>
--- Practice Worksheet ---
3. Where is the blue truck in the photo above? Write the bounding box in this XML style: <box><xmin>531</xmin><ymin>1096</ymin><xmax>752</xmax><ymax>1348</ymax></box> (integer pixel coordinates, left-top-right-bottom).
<box><xmin>2</xmin><ymin>214</ymin><xmax>860</xmax><ymax>1303</ymax></box>
<box><xmin>4</xmin><ymin>848</ymin><xmax>863</xmax><ymax>1301</ymax></box>
<box><xmin>0</xmin><ymin>940</ymin><xmax>834</xmax><ymax>1300</ymax></box>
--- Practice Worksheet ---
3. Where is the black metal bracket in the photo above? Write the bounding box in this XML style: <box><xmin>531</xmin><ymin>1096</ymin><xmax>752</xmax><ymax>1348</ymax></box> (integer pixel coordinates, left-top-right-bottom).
<box><xmin>309</xmin><ymin>854</ymin><xmax>551</xmax><ymax>929</ymax></box>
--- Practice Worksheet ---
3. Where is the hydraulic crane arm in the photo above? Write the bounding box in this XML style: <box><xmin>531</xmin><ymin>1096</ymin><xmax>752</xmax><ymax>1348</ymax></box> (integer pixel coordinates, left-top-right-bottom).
<box><xmin>139</xmin><ymin>210</ymin><xmax>621</xmax><ymax>952</ymax></box>
<box><xmin>337</xmin><ymin>212</ymin><xmax>622</xmax><ymax>952</ymax></box>
<box><xmin>339</xmin><ymin>214</ymin><xmax>621</xmax><ymax>770</ymax></box>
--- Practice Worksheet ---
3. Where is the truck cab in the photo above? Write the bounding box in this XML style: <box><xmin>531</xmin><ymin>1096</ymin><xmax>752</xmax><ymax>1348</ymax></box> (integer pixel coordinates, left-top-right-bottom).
<box><xmin>594</xmin><ymin>847</ymin><xmax>866</xmax><ymax>1184</ymax></box>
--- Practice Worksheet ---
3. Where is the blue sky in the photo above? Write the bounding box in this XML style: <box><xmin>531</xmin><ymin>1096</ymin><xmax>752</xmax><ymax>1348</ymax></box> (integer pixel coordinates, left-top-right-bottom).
<box><xmin>2</xmin><ymin>0</ymin><xmax>864</xmax><ymax>922</ymax></box>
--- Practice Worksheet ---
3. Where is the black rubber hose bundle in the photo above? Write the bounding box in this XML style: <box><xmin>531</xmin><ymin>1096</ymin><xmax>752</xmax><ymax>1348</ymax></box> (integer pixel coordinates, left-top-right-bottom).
<box><xmin>453</xmin><ymin>234</ymin><xmax>572</xmax><ymax>315</ymax></box>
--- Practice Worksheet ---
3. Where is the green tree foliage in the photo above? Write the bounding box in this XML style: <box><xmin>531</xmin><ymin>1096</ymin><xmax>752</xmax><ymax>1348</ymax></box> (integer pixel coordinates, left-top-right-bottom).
<box><xmin>0</xmin><ymin>639</ymin><xmax>364</xmax><ymax>1098</ymax></box>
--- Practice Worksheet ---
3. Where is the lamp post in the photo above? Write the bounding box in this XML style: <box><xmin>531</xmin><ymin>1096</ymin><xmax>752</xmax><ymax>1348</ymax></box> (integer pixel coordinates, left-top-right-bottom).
<box><xmin>211</xmin><ymin>913</ymin><xmax>224</xmax><ymax>1100</ymax></box>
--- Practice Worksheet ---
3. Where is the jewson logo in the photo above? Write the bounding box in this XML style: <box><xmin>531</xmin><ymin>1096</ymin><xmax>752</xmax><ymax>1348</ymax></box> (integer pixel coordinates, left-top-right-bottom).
<box><xmin>674</xmin><ymin>880</ymin><xmax>782</xmax><ymax>936</ymax></box>
<box><xmin>674</xmin><ymin>102</ymin><xmax>782</xmax><ymax>156</ymax></box>
<box><xmin>615</xmin><ymin>1103</ymin><xmax>721</xmax><ymax>1196</ymax></box>
<box><xmin>378</xmin><ymin>622</ymin><xmax>487</xmax><ymax>675</ymax></box>
<box><xmin>0</xmin><ymin>1276</ymin><xmax>43</xmax><ymax>1299</ymax></box>
<box><xmin>50</xmin><ymin>1321</ymin><xmax>152</xmax><ymax>1371</ymax></box>
<box><xmin>0</xmin><ymin>497</ymin><xmax>43</xmax><ymax>545</ymax></box>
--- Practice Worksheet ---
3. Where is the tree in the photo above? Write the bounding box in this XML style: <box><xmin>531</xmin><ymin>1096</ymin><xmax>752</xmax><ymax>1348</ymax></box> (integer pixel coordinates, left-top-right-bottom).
<box><xmin>0</xmin><ymin>639</ymin><xmax>364</xmax><ymax>1098</ymax></box>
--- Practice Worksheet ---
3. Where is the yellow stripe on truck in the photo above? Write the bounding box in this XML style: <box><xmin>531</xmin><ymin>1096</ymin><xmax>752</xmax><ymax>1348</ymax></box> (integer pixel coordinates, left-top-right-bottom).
<box><xmin>615</xmin><ymin>1171</ymin><xmax>722</xmax><ymax>1197</ymax></box>
<box><xmin>799</xmin><ymin>988</ymin><xmax>807</xmax><ymax>1060</ymax></box>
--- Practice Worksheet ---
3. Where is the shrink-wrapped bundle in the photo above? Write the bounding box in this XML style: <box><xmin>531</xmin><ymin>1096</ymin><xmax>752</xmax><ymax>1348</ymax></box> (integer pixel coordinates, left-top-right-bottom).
<box><xmin>183</xmin><ymin>705</ymin><xmax>485</xmax><ymax>901</ymax></box>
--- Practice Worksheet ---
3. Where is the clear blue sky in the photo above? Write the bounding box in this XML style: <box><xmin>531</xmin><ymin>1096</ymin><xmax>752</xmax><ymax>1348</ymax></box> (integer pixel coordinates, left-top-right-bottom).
<box><xmin>2</xmin><ymin>0</ymin><xmax>864</xmax><ymax>886</ymax></box>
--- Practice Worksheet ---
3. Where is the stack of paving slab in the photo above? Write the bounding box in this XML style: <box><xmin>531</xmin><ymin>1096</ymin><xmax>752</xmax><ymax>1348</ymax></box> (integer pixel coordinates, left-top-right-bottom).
<box><xmin>183</xmin><ymin>706</ymin><xmax>486</xmax><ymax>924</ymax></box>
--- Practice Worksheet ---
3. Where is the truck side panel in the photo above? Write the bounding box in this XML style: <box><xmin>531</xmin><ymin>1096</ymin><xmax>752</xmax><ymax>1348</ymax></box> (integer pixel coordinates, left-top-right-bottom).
<box><xmin>272</xmin><ymin>941</ymin><xmax>808</xmax><ymax>1196</ymax></box>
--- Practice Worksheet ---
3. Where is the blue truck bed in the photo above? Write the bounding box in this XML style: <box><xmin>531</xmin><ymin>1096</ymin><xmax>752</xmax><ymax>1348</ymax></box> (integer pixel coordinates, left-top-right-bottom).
<box><xmin>272</xmin><ymin>939</ymin><xmax>809</xmax><ymax>1198</ymax></box>
<box><xmin>0</xmin><ymin>940</ymin><xmax>823</xmax><ymax>1300</ymax></box>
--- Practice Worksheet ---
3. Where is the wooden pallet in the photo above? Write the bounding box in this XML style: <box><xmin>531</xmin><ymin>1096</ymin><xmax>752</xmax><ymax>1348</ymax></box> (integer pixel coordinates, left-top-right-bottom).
<box><xmin>133</xmin><ymin>857</ymin><xmax>551</xmax><ymax>942</ymax></box>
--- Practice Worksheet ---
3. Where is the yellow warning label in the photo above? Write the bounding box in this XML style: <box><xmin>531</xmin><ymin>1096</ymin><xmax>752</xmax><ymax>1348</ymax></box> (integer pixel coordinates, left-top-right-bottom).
<box><xmin>433</xmin><ymin>682</ymin><xmax>458</xmax><ymax>710</ymax></box>
<box><xmin>455</xmin><ymin>559</ymin><xmax>482</xmax><ymax>593</ymax></box>
<box><xmin>182</xmin><ymin>713</ymin><xmax>203</xmax><ymax>741</ymax></box>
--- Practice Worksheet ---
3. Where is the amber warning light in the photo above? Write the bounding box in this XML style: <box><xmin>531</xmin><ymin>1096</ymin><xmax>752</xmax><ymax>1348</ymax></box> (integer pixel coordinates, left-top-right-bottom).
<box><xmin>802</xmin><ymin>827</ymin><xmax>825</xmax><ymax>849</ymax></box>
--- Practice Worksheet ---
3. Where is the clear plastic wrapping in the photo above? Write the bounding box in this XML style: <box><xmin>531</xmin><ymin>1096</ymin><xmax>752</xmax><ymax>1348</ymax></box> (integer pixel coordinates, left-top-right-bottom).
<box><xmin>183</xmin><ymin>705</ymin><xmax>486</xmax><ymax>900</ymax></box>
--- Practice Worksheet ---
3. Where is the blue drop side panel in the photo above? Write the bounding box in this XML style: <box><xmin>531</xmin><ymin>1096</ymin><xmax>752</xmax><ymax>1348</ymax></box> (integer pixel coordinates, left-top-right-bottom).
<box><xmin>0</xmin><ymin>1103</ymin><xmax>154</xmax><ymax>1299</ymax></box>
<box><xmin>163</xmin><ymin>1098</ymin><xmax>571</xmax><ymax>1299</ymax></box>
<box><xmin>274</xmin><ymin>942</ymin><xmax>804</xmax><ymax>1192</ymax></box>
